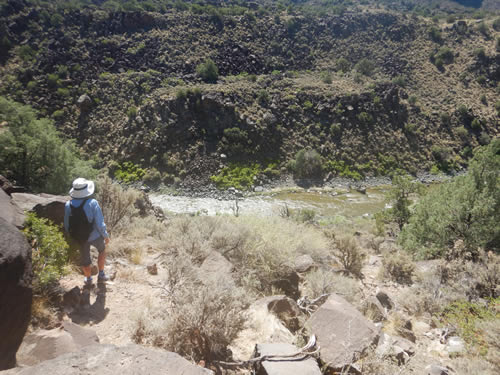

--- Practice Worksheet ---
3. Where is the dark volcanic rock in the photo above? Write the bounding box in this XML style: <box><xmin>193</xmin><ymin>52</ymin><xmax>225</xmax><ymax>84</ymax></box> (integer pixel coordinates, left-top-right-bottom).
<box><xmin>0</xmin><ymin>217</ymin><xmax>33</xmax><ymax>370</ymax></box>
<box><xmin>11</xmin><ymin>193</ymin><xmax>69</xmax><ymax>226</ymax></box>
<box><xmin>0</xmin><ymin>189</ymin><xmax>25</xmax><ymax>228</ymax></box>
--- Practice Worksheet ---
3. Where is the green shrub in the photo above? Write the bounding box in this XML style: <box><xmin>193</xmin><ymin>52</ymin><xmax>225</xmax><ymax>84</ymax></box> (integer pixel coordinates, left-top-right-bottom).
<box><xmin>0</xmin><ymin>97</ymin><xmax>96</xmax><ymax>193</ymax></box>
<box><xmin>320</xmin><ymin>71</ymin><xmax>332</xmax><ymax>84</ymax></box>
<box><xmin>384</xmin><ymin>174</ymin><xmax>422</xmax><ymax>230</ymax></box>
<box><xmin>196</xmin><ymin>58</ymin><xmax>219</xmax><ymax>83</ymax></box>
<box><xmin>400</xmin><ymin>140</ymin><xmax>500</xmax><ymax>259</ymax></box>
<box><xmin>23</xmin><ymin>213</ymin><xmax>69</xmax><ymax>289</ymax></box>
<box><xmin>257</xmin><ymin>89</ymin><xmax>269</xmax><ymax>104</ymax></box>
<box><xmin>477</xmin><ymin>75</ymin><xmax>486</xmax><ymax>85</ymax></box>
<box><xmin>354</xmin><ymin>58</ymin><xmax>375</xmax><ymax>76</ymax></box>
<box><xmin>428</xmin><ymin>26</ymin><xmax>443</xmax><ymax>43</ymax></box>
<box><xmin>210</xmin><ymin>163</ymin><xmax>261</xmax><ymax>190</ymax></box>
<box><xmin>47</xmin><ymin>73</ymin><xmax>59</xmax><ymax>88</ymax></box>
<box><xmin>324</xmin><ymin>160</ymin><xmax>362</xmax><ymax>180</ymax></box>
<box><xmin>380</xmin><ymin>251</ymin><xmax>416</xmax><ymax>285</ymax></box>
<box><xmin>303</xmin><ymin>100</ymin><xmax>313</xmax><ymax>110</ymax></box>
<box><xmin>56</xmin><ymin>88</ymin><xmax>70</xmax><ymax>97</ymax></box>
<box><xmin>440</xmin><ymin>112</ymin><xmax>451</xmax><ymax>125</ymax></box>
<box><xmin>493</xmin><ymin>17</ymin><xmax>500</xmax><ymax>32</ymax></box>
<box><xmin>474</xmin><ymin>48</ymin><xmax>487</xmax><ymax>60</ymax></box>
<box><xmin>52</xmin><ymin>110</ymin><xmax>64</xmax><ymax>120</ymax></box>
<box><xmin>471</xmin><ymin>118</ymin><xmax>482</xmax><ymax>130</ymax></box>
<box><xmin>143</xmin><ymin>168</ymin><xmax>161</xmax><ymax>186</ymax></box>
<box><xmin>495</xmin><ymin>101</ymin><xmax>500</xmax><ymax>116</ymax></box>
<box><xmin>357</xmin><ymin>111</ymin><xmax>373</xmax><ymax>125</ymax></box>
<box><xmin>114</xmin><ymin>161</ymin><xmax>146</xmax><ymax>183</ymax></box>
<box><xmin>293</xmin><ymin>149</ymin><xmax>323</xmax><ymax>179</ymax></box>
<box><xmin>127</xmin><ymin>106</ymin><xmax>137</xmax><ymax>118</ymax></box>
<box><xmin>17</xmin><ymin>45</ymin><xmax>36</xmax><ymax>62</ymax></box>
<box><xmin>336</xmin><ymin>57</ymin><xmax>350</xmax><ymax>72</ymax></box>
<box><xmin>408</xmin><ymin>95</ymin><xmax>417</xmax><ymax>105</ymax></box>
<box><xmin>435</xmin><ymin>46</ymin><xmax>454</xmax><ymax>65</ymax></box>
<box><xmin>476</xmin><ymin>22</ymin><xmax>489</xmax><ymax>36</ymax></box>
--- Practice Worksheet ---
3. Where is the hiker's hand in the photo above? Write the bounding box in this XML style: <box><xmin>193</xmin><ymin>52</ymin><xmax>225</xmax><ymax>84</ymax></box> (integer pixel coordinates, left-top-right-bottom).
<box><xmin>105</xmin><ymin>237</ymin><xmax>110</xmax><ymax>245</ymax></box>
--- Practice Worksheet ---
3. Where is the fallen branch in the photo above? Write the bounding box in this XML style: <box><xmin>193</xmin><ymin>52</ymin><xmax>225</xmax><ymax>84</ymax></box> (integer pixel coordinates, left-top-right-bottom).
<box><xmin>215</xmin><ymin>335</ymin><xmax>319</xmax><ymax>368</ymax></box>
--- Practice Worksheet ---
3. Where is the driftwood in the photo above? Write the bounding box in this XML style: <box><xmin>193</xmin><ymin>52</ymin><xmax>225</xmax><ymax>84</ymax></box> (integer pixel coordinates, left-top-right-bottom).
<box><xmin>215</xmin><ymin>335</ymin><xmax>319</xmax><ymax>368</ymax></box>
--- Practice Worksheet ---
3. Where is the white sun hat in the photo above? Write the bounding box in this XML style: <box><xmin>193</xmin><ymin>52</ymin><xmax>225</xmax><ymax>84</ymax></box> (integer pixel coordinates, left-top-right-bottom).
<box><xmin>69</xmin><ymin>178</ymin><xmax>95</xmax><ymax>199</ymax></box>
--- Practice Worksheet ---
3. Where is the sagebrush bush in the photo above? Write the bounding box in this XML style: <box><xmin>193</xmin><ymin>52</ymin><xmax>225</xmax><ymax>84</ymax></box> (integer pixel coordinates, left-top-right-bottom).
<box><xmin>303</xmin><ymin>268</ymin><xmax>361</xmax><ymax>305</ymax></box>
<box><xmin>23</xmin><ymin>213</ymin><xmax>69</xmax><ymax>290</ymax></box>
<box><xmin>332</xmin><ymin>235</ymin><xmax>366</xmax><ymax>278</ymax></box>
<box><xmin>95</xmin><ymin>175</ymin><xmax>139</xmax><ymax>234</ymax></box>
<box><xmin>380</xmin><ymin>251</ymin><xmax>415</xmax><ymax>285</ymax></box>
<box><xmin>132</xmin><ymin>257</ymin><xmax>249</xmax><ymax>362</ymax></box>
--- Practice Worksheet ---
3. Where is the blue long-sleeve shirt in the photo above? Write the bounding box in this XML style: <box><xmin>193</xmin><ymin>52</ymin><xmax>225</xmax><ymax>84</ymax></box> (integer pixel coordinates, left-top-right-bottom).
<box><xmin>64</xmin><ymin>198</ymin><xmax>109</xmax><ymax>242</ymax></box>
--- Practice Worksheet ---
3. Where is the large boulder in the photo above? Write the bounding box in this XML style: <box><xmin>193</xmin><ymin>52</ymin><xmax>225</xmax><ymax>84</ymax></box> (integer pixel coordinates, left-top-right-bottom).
<box><xmin>254</xmin><ymin>343</ymin><xmax>321</xmax><ymax>375</ymax></box>
<box><xmin>0</xmin><ymin>189</ymin><xmax>25</xmax><ymax>228</ymax></box>
<box><xmin>305</xmin><ymin>294</ymin><xmax>379</xmax><ymax>370</ymax></box>
<box><xmin>11</xmin><ymin>193</ymin><xmax>69</xmax><ymax>226</ymax></box>
<box><xmin>16</xmin><ymin>321</ymin><xmax>99</xmax><ymax>366</ymax></box>
<box><xmin>0</xmin><ymin>218</ymin><xmax>33</xmax><ymax>370</ymax></box>
<box><xmin>0</xmin><ymin>344</ymin><xmax>213</xmax><ymax>375</ymax></box>
<box><xmin>0</xmin><ymin>175</ymin><xmax>14</xmax><ymax>195</ymax></box>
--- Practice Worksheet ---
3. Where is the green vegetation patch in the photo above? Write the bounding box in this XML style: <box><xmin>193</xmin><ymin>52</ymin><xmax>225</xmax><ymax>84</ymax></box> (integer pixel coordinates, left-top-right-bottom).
<box><xmin>210</xmin><ymin>163</ymin><xmax>262</xmax><ymax>190</ymax></box>
<box><xmin>23</xmin><ymin>213</ymin><xmax>69</xmax><ymax>289</ymax></box>
<box><xmin>441</xmin><ymin>298</ymin><xmax>499</xmax><ymax>354</ymax></box>
<box><xmin>324</xmin><ymin>160</ymin><xmax>362</xmax><ymax>180</ymax></box>
<box><xmin>113</xmin><ymin>161</ymin><xmax>146</xmax><ymax>183</ymax></box>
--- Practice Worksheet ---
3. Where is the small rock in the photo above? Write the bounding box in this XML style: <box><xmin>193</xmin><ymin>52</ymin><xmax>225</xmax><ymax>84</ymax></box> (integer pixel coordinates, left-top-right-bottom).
<box><xmin>294</xmin><ymin>254</ymin><xmax>315</xmax><ymax>273</ymax></box>
<box><xmin>376</xmin><ymin>291</ymin><xmax>395</xmax><ymax>310</ymax></box>
<box><xmin>147</xmin><ymin>263</ymin><xmax>158</xmax><ymax>275</ymax></box>
<box><xmin>77</xmin><ymin>94</ymin><xmax>92</xmax><ymax>113</ymax></box>
<box><xmin>446</xmin><ymin>336</ymin><xmax>465</xmax><ymax>354</ymax></box>
<box><xmin>425</xmin><ymin>364</ymin><xmax>454</xmax><ymax>375</ymax></box>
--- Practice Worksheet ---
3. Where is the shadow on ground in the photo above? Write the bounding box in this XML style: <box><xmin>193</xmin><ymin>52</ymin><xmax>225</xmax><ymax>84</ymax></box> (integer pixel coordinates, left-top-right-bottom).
<box><xmin>68</xmin><ymin>283</ymin><xmax>109</xmax><ymax>325</ymax></box>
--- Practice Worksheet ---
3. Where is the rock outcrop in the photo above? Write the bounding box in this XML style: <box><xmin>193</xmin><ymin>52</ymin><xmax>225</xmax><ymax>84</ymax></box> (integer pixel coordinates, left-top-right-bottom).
<box><xmin>0</xmin><ymin>344</ymin><xmax>213</xmax><ymax>375</ymax></box>
<box><xmin>16</xmin><ymin>321</ymin><xmax>100</xmax><ymax>366</ymax></box>
<box><xmin>0</xmin><ymin>189</ymin><xmax>25</xmax><ymax>228</ymax></box>
<box><xmin>11</xmin><ymin>193</ymin><xmax>69</xmax><ymax>226</ymax></box>
<box><xmin>305</xmin><ymin>293</ymin><xmax>379</xmax><ymax>370</ymax></box>
<box><xmin>0</xmin><ymin>218</ymin><xmax>33</xmax><ymax>370</ymax></box>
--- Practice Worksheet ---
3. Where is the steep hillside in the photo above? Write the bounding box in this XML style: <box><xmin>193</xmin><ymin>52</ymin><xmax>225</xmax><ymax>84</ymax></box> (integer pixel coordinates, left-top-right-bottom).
<box><xmin>0</xmin><ymin>0</ymin><xmax>498</xmax><ymax>187</ymax></box>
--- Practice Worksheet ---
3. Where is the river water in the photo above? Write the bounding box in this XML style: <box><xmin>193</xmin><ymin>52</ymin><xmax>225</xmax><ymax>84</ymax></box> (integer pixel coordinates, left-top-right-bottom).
<box><xmin>150</xmin><ymin>187</ymin><xmax>390</xmax><ymax>218</ymax></box>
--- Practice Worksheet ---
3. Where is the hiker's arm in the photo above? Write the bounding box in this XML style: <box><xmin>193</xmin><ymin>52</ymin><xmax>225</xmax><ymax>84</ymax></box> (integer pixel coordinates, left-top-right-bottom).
<box><xmin>93</xmin><ymin>201</ymin><xmax>110</xmax><ymax>239</ymax></box>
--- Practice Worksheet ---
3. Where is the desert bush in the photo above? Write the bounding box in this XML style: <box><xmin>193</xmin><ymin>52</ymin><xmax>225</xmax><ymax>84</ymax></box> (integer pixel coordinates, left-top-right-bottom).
<box><xmin>23</xmin><ymin>213</ymin><xmax>69</xmax><ymax>290</ymax></box>
<box><xmin>303</xmin><ymin>268</ymin><xmax>361</xmax><ymax>305</ymax></box>
<box><xmin>294</xmin><ymin>208</ymin><xmax>316</xmax><ymax>223</ymax></box>
<box><xmin>380</xmin><ymin>251</ymin><xmax>415</xmax><ymax>285</ymax></box>
<box><xmin>320</xmin><ymin>71</ymin><xmax>332</xmax><ymax>84</ymax></box>
<box><xmin>355</xmin><ymin>58</ymin><xmax>375</xmax><ymax>76</ymax></box>
<box><xmin>400</xmin><ymin>140</ymin><xmax>500</xmax><ymax>259</ymax></box>
<box><xmin>257</xmin><ymin>89</ymin><xmax>269</xmax><ymax>104</ymax></box>
<box><xmin>476</xmin><ymin>21</ymin><xmax>489</xmax><ymax>36</ymax></box>
<box><xmin>336</xmin><ymin>57</ymin><xmax>350</xmax><ymax>72</ymax></box>
<box><xmin>428</xmin><ymin>26</ymin><xmax>443</xmax><ymax>43</ymax></box>
<box><xmin>0</xmin><ymin>97</ymin><xmax>96</xmax><ymax>193</ymax></box>
<box><xmin>143</xmin><ymin>167</ymin><xmax>161</xmax><ymax>186</ymax></box>
<box><xmin>493</xmin><ymin>17</ymin><xmax>500</xmax><ymax>32</ymax></box>
<box><xmin>392</xmin><ymin>75</ymin><xmax>406</xmax><ymax>87</ymax></box>
<box><xmin>196</xmin><ymin>58</ymin><xmax>219</xmax><ymax>83</ymax></box>
<box><xmin>293</xmin><ymin>148</ymin><xmax>323</xmax><ymax>179</ymax></box>
<box><xmin>127</xmin><ymin>106</ymin><xmax>137</xmax><ymax>118</ymax></box>
<box><xmin>494</xmin><ymin>100</ymin><xmax>500</xmax><ymax>116</ymax></box>
<box><xmin>132</xmin><ymin>258</ymin><xmax>249</xmax><ymax>363</ymax></box>
<box><xmin>113</xmin><ymin>161</ymin><xmax>146</xmax><ymax>183</ymax></box>
<box><xmin>161</xmin><ymin>215</ymin><xmax>329</xmax><ymax>296</ymax></box>
<box><xmin>95</xmin><ymin>175</ymin><xmax>139</xmax><ymax>234</ymax></box>
<box><xmin>384</xmin><ymin>174</ymin><xmax>422</xmax><ymax>230</ymax></box>
<box><xmin>331</xmin><ymin>235</ymin><xmax>366</xmax><ymax>278</ymax></box>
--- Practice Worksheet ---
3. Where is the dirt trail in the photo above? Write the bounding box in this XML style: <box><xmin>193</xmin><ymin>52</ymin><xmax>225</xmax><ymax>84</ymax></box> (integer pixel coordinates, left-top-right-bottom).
<box><xmin>59</xmin><ymin>259</ymin><xmax>165</xmax><ymax>346</ymax></box>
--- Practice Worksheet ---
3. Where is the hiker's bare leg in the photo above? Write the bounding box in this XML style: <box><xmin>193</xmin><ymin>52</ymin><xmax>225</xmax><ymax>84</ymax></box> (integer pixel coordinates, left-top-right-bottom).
<box><xmin>82</xmin><ymin>265</ymin><xmax>91</xmax><ymax>277</ymax></box>
<box><xmin>98</xmin><ymin>251</ymin><xmax>106</xmax><ymax>272</ymax></box>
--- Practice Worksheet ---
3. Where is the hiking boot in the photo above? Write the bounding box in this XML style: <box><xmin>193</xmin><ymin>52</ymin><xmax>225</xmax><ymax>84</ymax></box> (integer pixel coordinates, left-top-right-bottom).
<box><xmin>84</xmin><ymin>277</ymin><xmax>93</xmax><ymax>288</ymax></box>
<box><xmin>97</xmin><ymin>273</ymin><xmax>109</xmax><ymax>283</ymax></box>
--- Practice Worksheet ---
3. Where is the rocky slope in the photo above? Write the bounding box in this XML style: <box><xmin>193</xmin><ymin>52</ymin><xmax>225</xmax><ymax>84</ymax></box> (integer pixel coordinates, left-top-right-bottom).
<box><xmin>0</xmin><ymin>0</ymin><xmax>499</xmax><ymax>186</ymax></box>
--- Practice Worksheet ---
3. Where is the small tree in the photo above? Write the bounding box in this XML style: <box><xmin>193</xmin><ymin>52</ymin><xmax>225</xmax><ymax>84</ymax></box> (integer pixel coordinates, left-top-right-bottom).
<box><xmin>293</xmin><ymin>149</ymin><xmax>323</xmax><ymax>179</ymax></box>
<box><xmin>196</xmin><ymin>58</ymin><xmax>219</xmax><ymax>83</ymax></box>
<box><xmin>400</xmin><ymin>140</ymin><xmax>500</xmax><ymax>259</ymax></box>
<box><xmin>385</xmin><ymin>174</ymin><xmax>422</xmax><ymax>230</ymax></box>
<box><xmin>354</xmin><ymin>58</ymin><xmax>375</xmax><ymax>76</ymax></box>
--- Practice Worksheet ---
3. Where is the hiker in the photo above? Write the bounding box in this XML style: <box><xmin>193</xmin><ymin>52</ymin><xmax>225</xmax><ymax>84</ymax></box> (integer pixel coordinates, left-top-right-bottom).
<box><xmin>64</xmin><ymin>177</ymin><xmax>110</xmax><ymax>286</ymax></box>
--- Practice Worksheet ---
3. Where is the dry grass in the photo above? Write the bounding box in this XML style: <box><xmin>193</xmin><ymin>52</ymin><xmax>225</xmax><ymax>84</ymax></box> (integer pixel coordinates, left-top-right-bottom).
<box><xmin>331</xmin><ymin>234</ymin><xmax>366</xmax><ymax>279</ymax></box>
<box><xmin>132</xmin><ymin>255</ymin><xmax>249</xmax><ymax>363</ymax></box>
<box><xmin>379</xmin><ymin>250</ymin><xmax>416</xmax><ymax>285</ymax></box>
<box><xmin>303</xmin><ymin>268</ymin><xmax>362</xmax><ymax>306</ymax></box>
